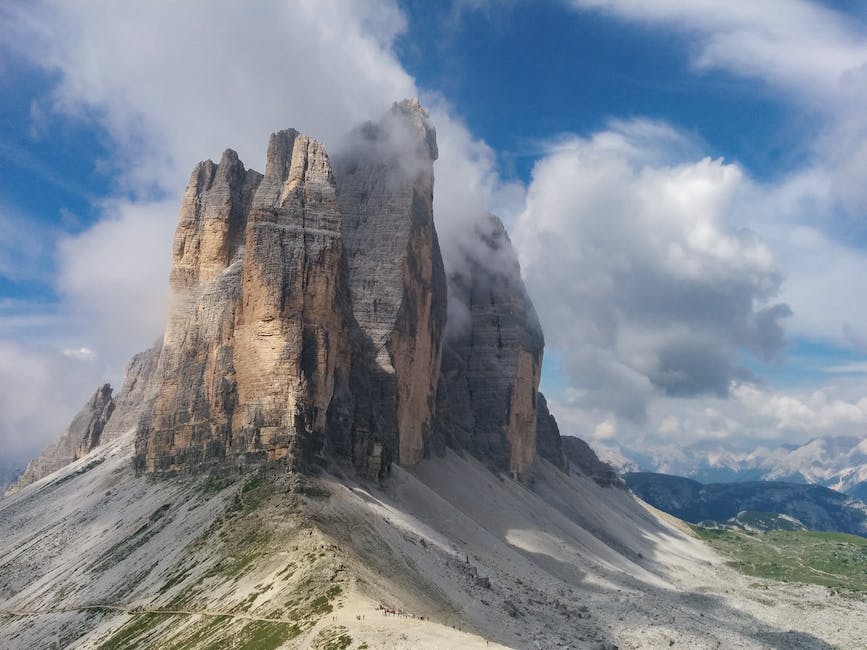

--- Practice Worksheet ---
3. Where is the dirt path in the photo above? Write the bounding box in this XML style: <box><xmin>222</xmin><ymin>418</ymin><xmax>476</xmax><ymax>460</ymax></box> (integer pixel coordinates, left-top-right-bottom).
<box><xmin>0</xmin><ymin>604</ymin><xmax>294</xmax><ymax>624</ymax></box>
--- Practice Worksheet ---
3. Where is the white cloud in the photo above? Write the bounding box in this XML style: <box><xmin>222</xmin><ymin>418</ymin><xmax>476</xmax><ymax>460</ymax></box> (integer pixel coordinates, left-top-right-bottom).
<box><xmin>570</xmin><ymin>0</ymin><xmax>867</xmax><ymax>101</ymax></box>
<box><xmin>61</xmin><ymin>347</ymin><xmax>95</xmax><ymax>361</ymax></box>
<box><xmin>551</xmin><ymin>376</ymin><xmax>867</xmax><ymax>454</ymax></box>
<box><xmin>2</xmin><ymin>0</ymin><xmax>415</xmax><ymax>194</ymax></box>
<box><xmin>55</xmin><ymin>198</ymin><xmax>177</xmax><ymax>362</ymax></box>
<box><xmin>426</xmin><ymin>98</ymin><xmax>526</xmax><ymax>280</ymax></box>
<box><xmin>513</xmin><ymin>120</ymin><xmax>790</xmax><ymax>422</ymax></box>
<box><xmin>568</xmin><ymin>0</ymin><xmax>867</xmax><ymax>220</ymax></box>
<box><xmin>0</xmin><ymin>340</ymin><xmax>105</xmax><ymax>461</ymax></box>
<box><xmin>531</xmin><ymin>0</ymin><xmax>867</xmax><ymax>452</ymax></box>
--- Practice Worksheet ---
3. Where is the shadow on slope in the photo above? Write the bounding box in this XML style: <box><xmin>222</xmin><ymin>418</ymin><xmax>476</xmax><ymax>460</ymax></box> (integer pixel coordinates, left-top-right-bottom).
<box><xmin>0</xmin><ymin>440</ymin><xmax>850</xmax><ymax>649</ymax></box>
<box><xmin>312</xmin><ymin>450</ymin><xmax>841</xmax><ymax>649</ymax></box>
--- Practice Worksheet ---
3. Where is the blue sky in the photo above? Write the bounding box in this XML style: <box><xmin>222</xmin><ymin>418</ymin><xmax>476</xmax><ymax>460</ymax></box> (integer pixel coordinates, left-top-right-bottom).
<box><xmin>4</xmin><ymin>0</ymin><xmax>867</xmax><ymax>462</ymax></box>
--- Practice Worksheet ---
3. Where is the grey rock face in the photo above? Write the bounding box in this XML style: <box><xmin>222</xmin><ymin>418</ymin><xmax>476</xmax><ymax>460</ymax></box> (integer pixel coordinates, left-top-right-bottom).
<box><xmin>100</xmin><ymin>343</ymin><xmax>162</xmax><ymax>441</ymax></box>
<box><xmin>561</xmin><ymin>436</ymin><xmax>624</xmax><ymax>488</ymax></box>
<box><xmin>0</xmin><ymin>460</ymin><xmax>23</xmax><ymax>495</ymax></box>
<box><xmin>134</xmin><ymin>102</ymin><xmax>449</xmax><ymax>477</ymax></box>
<box><xmin>334</xmin><ymin>99</ymin><xmax>447</xmax><ymax>467</ymax></box>
<box><xmin>535</xmin><ymin>392</ymin><xmax>567</xmax><ymax>472</ymax></box>
<box><xmin>434</xmin><ymin>214</ymin><xmax>544</xmax><ymax>479</ymax></box>
<box><xmin>12</xmin><ymin>384</ymin><xmax>115</xmax><ymax>491</ymax></box>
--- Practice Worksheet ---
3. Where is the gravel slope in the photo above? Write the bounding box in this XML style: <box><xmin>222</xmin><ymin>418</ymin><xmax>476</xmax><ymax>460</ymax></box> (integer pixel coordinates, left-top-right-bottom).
<box><xmin>1</xmin><ymin>436</ymin><xmax>865</xmax><ymax>649</ymax></box>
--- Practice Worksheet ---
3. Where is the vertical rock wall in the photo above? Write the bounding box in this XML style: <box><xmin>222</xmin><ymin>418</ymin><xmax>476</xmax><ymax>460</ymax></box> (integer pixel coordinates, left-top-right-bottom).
<box><xmin>535</xmin><ymin>392</ymin><xmax>567</xmax><ymax>471</ymax></box>
<box><xmin>231</xmin><ymin>130</ymin><xmax>351</xmax><ymax>465</ymax></box>
<box><xmin>100</xmin><ymin>343</ymin><xmax>163</xmax><ymax>442</ymax></box>
<box><xmin>136</xmin><ymin>133</ymin><xmax>352</xmax><ymax>473</ymax></box>
<box><xmin>137</xmin><ymin>149</ymin><xmax>260</xmax><ymax>472</ymax></box>
<box><xmin>334</xmin><ymin>99</ymin><xmax>447</xmax><ymax>466</ymax></box>
<box><xmin>435</xmin><ymin>214</ymin><xmax>544</xmax><ymax>480</ymax></box>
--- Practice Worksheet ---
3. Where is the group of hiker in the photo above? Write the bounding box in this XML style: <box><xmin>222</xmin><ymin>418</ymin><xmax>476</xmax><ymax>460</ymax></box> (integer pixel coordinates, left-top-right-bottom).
<box><xmin>376</xmin><ymin>603</ymin><xmax>425</xmax><ymax>620</ymax></box>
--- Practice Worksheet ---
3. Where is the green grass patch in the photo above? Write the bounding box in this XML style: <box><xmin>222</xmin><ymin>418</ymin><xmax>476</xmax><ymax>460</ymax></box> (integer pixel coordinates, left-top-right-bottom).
<box><xmin>233</xmin><ymin>620</ymin><xmax>301</xmax><ymax>649</ymax></box>
<box><xmin>225</xmin><ymin>473</ymin><xmax>268</xmax><ymax>517</ymax></box>
<box><xmin>96</xmin><ymin>612</ymin><xmax>177</xmax><ymax>650</ymax></box>
<box><xmin>164</xmin><ymin>615</ymin><xmax>232</xmax><ymax>650</ymax></box>
<box><xmin>199</xmin><ymin>474</ymin><xmax>235</xmax><ymax>494</ymax></box>
<box><xmin>313</xmin><ymin>625</ymin><xmax>353</xmax><ymax>650</ymax></box>
<box><xmin>692</xmin><ymin>525</ymin><xmax>867</xmax><ymax>591</ymax></box>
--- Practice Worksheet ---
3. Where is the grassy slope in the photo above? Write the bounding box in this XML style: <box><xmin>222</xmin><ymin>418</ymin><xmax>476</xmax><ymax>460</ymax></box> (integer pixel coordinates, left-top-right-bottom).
<box><xmin>692</xmin><ymin>525</ymin><xmax>867</xmax><ymax>592</ymax></box>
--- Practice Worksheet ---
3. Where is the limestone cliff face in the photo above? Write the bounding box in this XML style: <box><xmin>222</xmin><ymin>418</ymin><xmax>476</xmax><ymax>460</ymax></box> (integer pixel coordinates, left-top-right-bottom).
<box><xmin>334</xmin><ymin>99</ymin><xmax>447</xmax><ymax>467</ymax></box>
<box><xmin>561</xmin><ymin>436</ymin><xmax>625</xmax><ymax>488</ymax></box>
<box><xmin>12</xmin><ymin>384</ymin><xmax>114</xmax><ymax>491</ymax></box>
<box><xmin>18</xmin><ymin>100</ymin><xmax>599</xmax><ymax>489</ymax></box>
<box><xmin>435</xmin><ymin>214</ymin><xmax>544</xmax><ymax>479</ymax></box>
<box><xmin>136</xmin><ymin>149</ymin><xmax>260</xmax><ymax>472</ymax></box>
<box><xmin>231</xmin><ymin>131</ymin><xmax>352</xmax><ymax>467</ymax></box>
<box><xmin>137</xmin><ymin>133</ymin><xmax>352</xmax><ymax>473</ymax></box>
<box><xmin>100</xmin><ymin>343</ymin><xmax>162</xmax><ymax>442</ymax></box>
<box><xmin>535</xmin><ymin>392</ymin><xmax>567</xmax><ymax>472</ymax></box>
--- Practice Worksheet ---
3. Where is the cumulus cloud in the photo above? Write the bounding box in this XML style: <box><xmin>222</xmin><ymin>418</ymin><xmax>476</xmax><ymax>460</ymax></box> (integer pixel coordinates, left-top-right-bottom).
<box><xmin>570</xmin><ymin>1</ymin><xmax>867</xmax><ymax>213</ymax></box>
<box><xmin>55</xmin><ymin>198</ymin><xmax>178</xmax><ymax>362</ymax></box>
<box><xmin>514</xmin><ymin>120</ymin><xmax>790</xmax><ymax>422</ymax></box>
<box><xmin>2</xmin><ymin>0</ymin><xmax>415</xmax><ymax>193</ymax></box>
<box><xmin>551</xmin><ymin>377</ymin><xmax>867</xmax><ymax>456</ymax></box>
<box><xmin>539</xmin><ymin>0</ymin><xmax>867</xmax><ymax>451</ymax></box>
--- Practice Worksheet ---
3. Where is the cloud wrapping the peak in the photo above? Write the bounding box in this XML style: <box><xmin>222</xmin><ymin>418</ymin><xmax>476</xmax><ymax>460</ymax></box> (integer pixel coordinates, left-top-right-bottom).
<box><xmin>514</xmin><ymin>121</ymin><xmax>790</xmax><ymax>422</ymax></box>
<box><xmin>0</xmin><ymin>0</ymin><xmax>519</xmax><ymax>462</ymax></box>
<box><xmin>3</xmin><ymin>0</ymin><xmax>416</xmax><ymax>193</ymax></box>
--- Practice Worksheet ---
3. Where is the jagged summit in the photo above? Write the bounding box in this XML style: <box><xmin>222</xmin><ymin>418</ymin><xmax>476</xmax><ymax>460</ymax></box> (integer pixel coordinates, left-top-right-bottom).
<box><xmin>334</xmin><ymin>99</ymin><xmax>446</xmax><ymax>468</ymax></box>
<box><xmin>12</xmin><ymin>383</ymin><xmax>114</xmax><ymax>490</ymax></box>
<box><xmin>389</xmin><ymin>97</ymin><xmax>438</xmax><ymax>160</ymax></box>
<box><xmin>12</xmin><ymin>99</ymin><xmax>614</xmax><ymax>490</ymax></box>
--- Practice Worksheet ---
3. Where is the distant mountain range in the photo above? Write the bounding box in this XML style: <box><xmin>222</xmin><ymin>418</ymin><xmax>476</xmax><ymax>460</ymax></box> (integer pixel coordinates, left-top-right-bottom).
<box><xmin>625</xmin><ymin>472</ymin><xmax>867</xmax><ymax>536</ymax></box>
<box><xmin>596</xmin><ymin>435</ymin><xmax>867</xmax><ymax>497</ymax></box>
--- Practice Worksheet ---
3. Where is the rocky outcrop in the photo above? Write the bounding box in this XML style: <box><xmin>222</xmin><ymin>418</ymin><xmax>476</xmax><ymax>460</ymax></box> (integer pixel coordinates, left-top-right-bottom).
<box><xmin>9</xmin><ymin>342</ymin><xmax>163</xmax><ymax>493</ymax></box>
<box><xmin>535</xmin><ymin>392</ymin><xmax>567</xmax><ymax>471</ymax></box>
<box><xmin>11</xmin><ymin>384</ymin><xmax>114</xmax><ymax>490</ymax></box>
<box><xmin>16</xmin><ymin>99</ymin><xmax>599</xmax><ymax>489</ymax></box>
<box><xmin>562</xmin><ymin>436</ymin><xmax>624</xmax><ymax>488</ymax></box>
<box><xmin>434</xmin><ymin>214</ymin><xmax>544</xmax><ymax>479</ymax></box>
<box><xmin>334</xmin><ymin>99</ymin><xmax>447</xmax><ymax>467</ymax></box>
<box><xmin>100</xmin><ymin>343</ymin><xmax>162</xmax><ymax>441</ymax></box>
<box><xmin>136</xmin><ymin>132</ymin><xmax>354</xmax><ymax>473</ymax></box>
